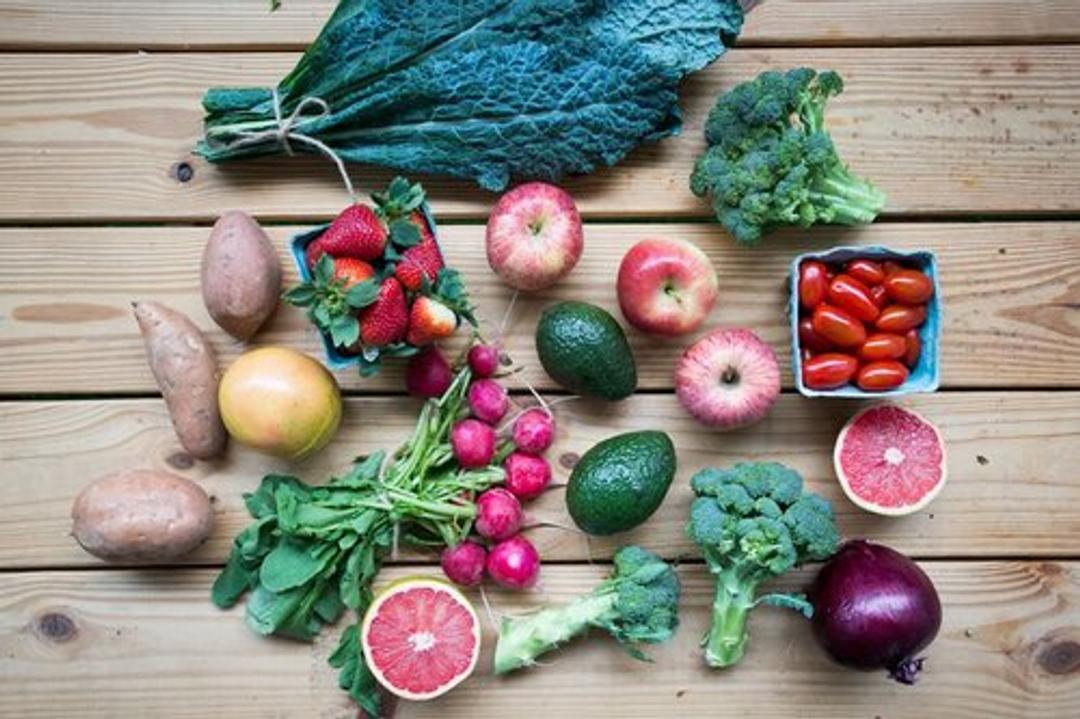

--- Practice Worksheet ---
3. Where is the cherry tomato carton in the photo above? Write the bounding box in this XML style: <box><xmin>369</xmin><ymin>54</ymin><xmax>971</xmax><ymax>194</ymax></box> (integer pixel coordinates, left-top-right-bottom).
<box><xmin>790</xmin><ymin>246</ymin><xmax>941</xmax><ymax>398</ymax></box>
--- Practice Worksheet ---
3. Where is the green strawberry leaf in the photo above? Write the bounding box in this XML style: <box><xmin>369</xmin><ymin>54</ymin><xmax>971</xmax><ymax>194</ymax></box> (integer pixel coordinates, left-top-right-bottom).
<box><xmin>330</xmin><ymin>315</ymin><xmax>360</xmax><ymax>348</ymax></box>
<box><xmin>283</xmin><ymin>283</ymin><xmax>318</xmax><ymax>306</ymax></box>
<box><xmin>383</xmin><ymin>245</ymin><xmax>402</xmax><ymax>263</ymax></box>
<box><xmin>388</xmin><ymin>218</ymin><xmax>421</xmax><ymax>248</ymax></box>
<box><xmin>382</xmin><ymin>343</ymin><xmax>420</xmax><ymax>358</ymax></box>
<box><xmin>356</xmin><ymin>349</ymin><xmax>382</xmax><ymax>377</ymax></box>
<box><xmin>345</xmin><ymin>279</ymin><xmax>379</xmax><ymax>309</ymax></box>
<box><xmin>312</xmin><ymin>303</ymin><xmax>334</xmax><ymax>330</ymax></box>
<box><xmin>314</xmin><ymin>253</ymin><xmax>335</xmax><ymax>284</ymax></box>
<box><xmin>430</xmin><ymin>268</ymin><xmax>477</xmax><ymax>325</ymax></box>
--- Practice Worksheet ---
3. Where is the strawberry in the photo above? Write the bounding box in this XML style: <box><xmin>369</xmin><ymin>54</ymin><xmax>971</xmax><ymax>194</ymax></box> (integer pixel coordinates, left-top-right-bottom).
<box><xmin>305</xmin><ymin>235</ymin><xmax>329</xmax><ymax>269</ymax></box>
<box><xmin>318</xmin><ymin>204</ymin><xmax>388</xmax><ymax>261</ymax></box>
<box><xmin>360</xmin><ymin>277</ymin><xmax>408</xmax><ymax>347</ymax></box>
<box><xmin>333</xmin><ymin>257</ymin><xmax>376</xmax><ymax>289</ymax></box>
<box><xmin>394</xmin><ymin>232</ymin><xmax>444</xmax><ymax>291</ymax></box>
<box><xmin>406</xmin><ymin>296</ymin><xmax>458</xmax><ymax>346</ymax></box>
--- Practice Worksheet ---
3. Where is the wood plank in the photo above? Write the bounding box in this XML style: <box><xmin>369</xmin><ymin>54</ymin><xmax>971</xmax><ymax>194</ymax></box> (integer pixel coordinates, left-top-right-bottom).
<box><xmin>1</xmin><ymin>47</ymin><xmax>1078</xmax><ymax>221</ymax></box>
<box><xmin>1</xmin><ymin>562</ymin><xmax>1076</xmax><ymax>718</ymax></box>
<box><xmin>2</xmin><ymin>392</ymin><xmax>1077</xmax><ymax>569</ymax></box>
<box><xmin>1</xmin><ymin>222</ymin><xmax>1077</xmax><ymax>395</ymax></box>
<box><xmin>3</xmin><ymin>1</ymin><xmax>1080</xmax><ymax>50</ymax></box>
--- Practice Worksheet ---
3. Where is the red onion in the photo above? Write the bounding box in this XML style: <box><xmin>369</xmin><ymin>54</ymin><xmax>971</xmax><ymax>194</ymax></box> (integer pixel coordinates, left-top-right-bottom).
<box><xmin>809</xmin><ymin>540</ymin><xmax>941</xmax><ymax>684</ymax></box>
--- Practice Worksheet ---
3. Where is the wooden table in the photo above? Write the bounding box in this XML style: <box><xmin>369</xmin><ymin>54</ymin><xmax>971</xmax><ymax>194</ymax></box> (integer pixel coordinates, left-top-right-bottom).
<box><xmin>1</xmin><ymin>2</ymin><xmax>1078</xmax><ymax>717</ymax></box>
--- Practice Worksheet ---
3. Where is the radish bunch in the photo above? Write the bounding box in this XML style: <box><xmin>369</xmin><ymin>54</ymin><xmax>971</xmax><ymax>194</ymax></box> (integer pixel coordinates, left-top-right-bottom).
<box><xmin>435</xmin><ymin>343</ymin><xmax>559</xmax><ymax>590</ymax></box>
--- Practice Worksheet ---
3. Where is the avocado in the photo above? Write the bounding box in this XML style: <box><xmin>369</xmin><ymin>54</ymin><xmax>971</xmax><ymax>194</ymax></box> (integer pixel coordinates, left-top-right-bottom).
<box><xmin>535</xmin><ymin>301</ymin><xmax>637</xmax><ymax>400</ymax></box>
<box><xmin>566</xmin><ymin>431</ymin><xmax>676</xmax><ymax>535</ymax></box>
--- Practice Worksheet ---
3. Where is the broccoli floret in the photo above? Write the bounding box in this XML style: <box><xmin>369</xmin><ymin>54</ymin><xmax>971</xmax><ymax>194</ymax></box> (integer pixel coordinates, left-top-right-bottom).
<box><xmin>493</xmin><ymin>545</ymin><xmax>680</xmax><ymax>674</ymax></box>
<box><xmin>691</xmin><ymin>68</ymin><xmax>886</xmax><ymax>244</ymax></box>
<box><xmin>687</xmin><ymin>463</ymin><xmax>839</xmax><ymax>668</ymax></box>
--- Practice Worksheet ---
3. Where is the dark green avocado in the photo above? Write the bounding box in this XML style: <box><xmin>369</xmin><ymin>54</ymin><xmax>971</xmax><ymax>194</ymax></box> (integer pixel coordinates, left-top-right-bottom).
<box><xmin>534</xmin><ymin>301</ymin><xmax>637</xmax><ymax>401</ymax></box>
<box><xmin>566</xmin><ymin>430</ymin><xmax>676</xmax><ymax>535</ymax></box>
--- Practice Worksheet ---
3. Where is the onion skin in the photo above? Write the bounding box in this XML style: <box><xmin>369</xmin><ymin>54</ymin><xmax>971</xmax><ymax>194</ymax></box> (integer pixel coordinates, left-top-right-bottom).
<box><xmin>809</xmin><ymin>540</ymin><xmax>941</xmax><ymax>684</ymax></box>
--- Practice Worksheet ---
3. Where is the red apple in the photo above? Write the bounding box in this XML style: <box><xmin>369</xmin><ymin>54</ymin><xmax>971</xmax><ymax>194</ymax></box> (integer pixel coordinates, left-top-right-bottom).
<box><xmin>617</xmin><ymin>237</ymin><xmax>718</xmax><ymax>336</ymax></box>
<box><xmin>485</xmin><ymin>182</ymin><xmax>583</xmax><ymax>291</ymax></box>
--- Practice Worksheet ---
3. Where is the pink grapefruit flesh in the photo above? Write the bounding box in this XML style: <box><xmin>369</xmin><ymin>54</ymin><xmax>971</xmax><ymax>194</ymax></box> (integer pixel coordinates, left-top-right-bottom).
<box><xmin>361</xmin><ymin>578</ymin><xmax>480</xmax><ymax>701</ymax></box>
<box><xmin>833</xmin><ymin>404</ymin><xmax>947</xmax><ymax>516</ymax></box>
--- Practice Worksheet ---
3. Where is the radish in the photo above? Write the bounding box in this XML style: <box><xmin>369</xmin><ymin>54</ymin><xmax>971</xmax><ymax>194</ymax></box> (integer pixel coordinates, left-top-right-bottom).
<box><xmin>451</xmin><ymin>419</ymin><xmax>496</xmax><ymax>469</ymax></box>
<box><xmin>486</xmin><ymin>535</ymin><xmax>541</xmax><ymax>590</ymax></box>
<box><xmin>468</xmin><ymin>344</ymin><xmax>501</xmax><ymax>378</ymax></box>
<box><xmin>405</xmin><ymin>346</ymin><xmax>453</xmax><ymax>398</ymax></box>
<box><xmin>468</xmin><ymin>379</ymin><xmax>509</xmax><ymax>424</ymax></box>
<box><xmin>512</xmin><ymin>408</ymin><xmax>555</xmax><ymax>454</ymax></box>
<box><xmin>474</xmin><ymin>488</ymin><xmax>523</xmax><ymax>541</ymax></box>
<box><xmin>440</xmin><ymin>541</ymin><xmax>487</xmax><ymax>587</ymax></box>
<box><xmin>504</xmin><ymin>451</ymin><xmax>552</xmax><ymax>500</ymax></box>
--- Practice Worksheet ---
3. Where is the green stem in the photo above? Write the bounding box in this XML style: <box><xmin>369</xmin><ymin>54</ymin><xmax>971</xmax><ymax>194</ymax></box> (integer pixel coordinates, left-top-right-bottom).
<box><xmin>494</xmin><ymin>591</ymin><xmax>617</xmax><ymax>675</ymax></box>
<box><xmin>703</xmin><ymin>571</ymin><xmax>757</xmax><ymax>669</ymax></box>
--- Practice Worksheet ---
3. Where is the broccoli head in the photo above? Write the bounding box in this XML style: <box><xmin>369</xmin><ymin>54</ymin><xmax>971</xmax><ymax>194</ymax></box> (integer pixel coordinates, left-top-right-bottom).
<box><xmin>493</xmin><ymin>545</ymin><xmax>680</xmax><ymax>674</ymax></box>
<box><xmin>687</xmin><ymin>462</ymin><xmax>839</xmax><ymax>668</ymax></box>
<box><xmin>690</xmin><ymin>68</ymin><xmax>886</xmax><ymax>244</ymax></box>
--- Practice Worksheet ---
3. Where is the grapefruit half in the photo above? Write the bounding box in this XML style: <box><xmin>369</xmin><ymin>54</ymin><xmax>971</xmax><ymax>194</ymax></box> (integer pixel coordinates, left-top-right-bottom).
<box><xmin>833</xmin><ymin>404</ymin><xmax>947</xmax><ymax>516</ymax></box>
<box><xmin>360</xmin><ymin>577</ymin><xmax>481</xmax><ymax>701</ymax></box>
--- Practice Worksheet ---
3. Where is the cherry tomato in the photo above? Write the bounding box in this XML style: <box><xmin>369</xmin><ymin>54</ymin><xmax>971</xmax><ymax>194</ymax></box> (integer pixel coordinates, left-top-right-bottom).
<box><xmin>798</xmin><ymin>317</ymin><xmax>833</xmax><ymax>353</ymax></box>
<box><xmin>877</xmin><ymin>304</ymin><xmax>927</xmax><ymax>333</ymax></box>
<box><xmin>812</xmin><ymin>304</ymin><xmax>867</xmax><ymax>347</ymax></box>
<box><xmin>858</xmin><ymin>333</ymin><xmax>907</xmax><ymax>361</ymax></box>
<box><xmin>828</xmin><ymin>274</ymin><xmax>880</xmax><ymax>323</ymax></box>
<box><xmin>801</xmin><ymin>348</ymin><xmax>814</xmax><ymax>362</ymax></box>
<box><xmin>869</xmin><ymin>284</ymin><xmax>888</xmax><ymax>308</ymax></box>
<box><xmin>856</xmin><ymin>360</ymin><xmax>909</xmax><ymax>391</ymax></box>
<box><xmin>904</xmin><ymin>329</ymin><xmax>922</xmax><ymax>367</ymax></box>
<box><xmin>846</xmin><ymin>259</ymin><xmax>885</xmax><ymax>286</ymax></box>
<box><xmin>883</xmin><ymin>269</ymin><xmax>934</xmax><ymax>305</ymax></box>
<box><xmin>803</xmin><ymin>353</ymin><xmax>859</xmax><ymax>390</ymax></box>
<box><xmin>799</xmin><ymin>261</ymin><xmax>829</xmax><ymax>310</ymax></box>
<box><xmin>883</xmin><ymin>260</ymin><xmax>906</xmax><ymax>275</ymax></box>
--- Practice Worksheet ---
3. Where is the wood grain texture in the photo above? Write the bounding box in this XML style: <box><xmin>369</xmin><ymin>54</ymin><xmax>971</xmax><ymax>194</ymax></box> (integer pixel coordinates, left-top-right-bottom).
<box><xmin>2</xmin><ymin>1</ymin><xmax>1079</xmax><ymax>49</ymax></box>
<box><xmin>1</xmin><ymin>222</ymin><xmax>1077</xmax><ymax>395</ymax></box>
<box><xmin>0</xmin><ymin>47</ymin><xmax>1078</xmax><ymax>221</ymax></box>
<box><xmin>1</xmin><ymin>562</ymin><xmax>1076</xmax><ymax>718</ymax></box>
<box><xmin>2</xmin><ymin>392</ymin><xmax>1077</xmax><ymax>569</ymax></box>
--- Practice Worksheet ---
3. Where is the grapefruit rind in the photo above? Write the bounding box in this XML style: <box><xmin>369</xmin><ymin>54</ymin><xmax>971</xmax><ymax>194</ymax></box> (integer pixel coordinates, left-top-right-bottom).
<box><xmin>360</xmin><ymin>576</ymin><xmax>481</xmax><ymax>702</ymax></box>
<box><xmin>833</xmin><ymin>404</ymin><xmax>947</xmax><ymax>517</ymax></box>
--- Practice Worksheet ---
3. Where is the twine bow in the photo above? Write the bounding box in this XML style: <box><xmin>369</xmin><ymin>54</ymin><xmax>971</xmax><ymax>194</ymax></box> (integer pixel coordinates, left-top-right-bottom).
<box><xmin>229</xmin><ymin>89</ymin><xmax>356</xmax><ymax>201</ymax></box>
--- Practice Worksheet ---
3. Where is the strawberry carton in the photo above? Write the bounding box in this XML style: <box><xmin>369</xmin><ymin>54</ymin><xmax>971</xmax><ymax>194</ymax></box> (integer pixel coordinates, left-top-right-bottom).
<box><xmin>286</xmin><ymin>178</ymin><xmax>476</xmax><ymax>375</ymax></box>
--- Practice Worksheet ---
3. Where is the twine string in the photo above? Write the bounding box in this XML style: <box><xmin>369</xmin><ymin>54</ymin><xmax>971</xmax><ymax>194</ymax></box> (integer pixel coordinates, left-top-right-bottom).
<box><xmin>228</xmin><ymin>88</ymin><xmax>356</xmax><ymax>201</ymax></box>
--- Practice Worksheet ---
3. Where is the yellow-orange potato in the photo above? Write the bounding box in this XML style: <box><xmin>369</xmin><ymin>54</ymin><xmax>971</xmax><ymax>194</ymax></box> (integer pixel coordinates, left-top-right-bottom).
<box><xmin>219</xmin><ymin>346</ymin><xmax>342</xmax><ymax>459</ymax></box>
<box><xmin>133</xmin><ymin>301</ymin><xmax>227</xmax><ymax>460</ymax></box>
<box><xmin>201</xmin><ymin>211</ymin><xmax>281</xmax><ymax>341</ymax></box>
<box><xmin>71</xmin><ymin>469</ymin><xmax>213</xmax><ymax>563</ymax></box>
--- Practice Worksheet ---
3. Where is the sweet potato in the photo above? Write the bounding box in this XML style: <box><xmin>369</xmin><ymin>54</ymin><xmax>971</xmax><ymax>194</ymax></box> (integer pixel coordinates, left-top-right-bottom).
<box><xmin>201</xmin><ymin>210</ymin><xmax>281</xmax><ymax>340</ymax></box>
<box><xmin>133</xmin><ymin>301</ymin><xmax>227</xmax><ymax>459</ymax></box>
<box><xmin>71</xmin><ymin>469</ymin><xmax>214</xmax><ymax>563</ymax></box>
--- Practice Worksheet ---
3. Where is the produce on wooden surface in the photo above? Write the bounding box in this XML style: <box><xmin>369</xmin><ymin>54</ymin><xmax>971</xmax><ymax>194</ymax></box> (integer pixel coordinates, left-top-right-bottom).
<box><xmin>616</xmin><ymin>237</ymin><xmax>719</xmax><ymax>336</ymax></box>
<box><xmin>360</xmin><ymin>577</ymin><xmax>482</xmax><ymax>701</ymax></box>
<box><xmin>810</xmin><ymin>540</ymin><xmax>942</xmax><ymax>684</ymax></box>
<box><xmin>503</xmin><ymin>451</ymin><xmax>552</xmax><ymax>500</ymax></box>
<box><xmin>686</xmin><ymin>463</ymin><xmax>839</xmax><ymax>668</ymax></box>
<box><xmin>493</xmin><ymin>546</ymin><xmax>680</xmax><ymax>674</ymax></box>
<box><xmin>405</xmin><ymin>346</ymin><xmax>454</xmax><ymax>398</ymax></box>
<box><xmin>285</xmin><ymin>179</ymin><xmax>475</xmax><ymax>375</ymax></box>
<box><xmin>566</xmin><ymin>431</ymin><xmax>676</xmax><ymax>536</ymax></box>
<box><xmin>467</xmin><ymin>344</ymin><xmax>500</xmax><ymax>378</ymax></box>
<box><xmin>212</xmin><ymin>363</ymin><xmax>504</xmax><ymax>715</ymax></box>
<box><xmin>197</xmin><ymin>0</ymin><xmax>744</xmax><ymax>190</ymax></box>
<box><xmin>674</xmin><ymin>328</ymin><xmax>781</xmax><ymax>430</ymax></box>
<box><xmin>474</xmin><ymin>489</ymin><xmax>523</xmax><ymax>542</ymax></box>
<box><xmin>200</xmin><ymin>210</ymin><xmax>281</xmax><ymax>340</ymax></box>
<box><xmin>833</xmin><ymin>404</ymin><xmax>947</xmax><ymax>515</ymax></box>
<box><xmin>512</xmin><ymin>409</ymin><xmax>556</xmax><ymax>455</ymax></box>
<box><xmin>217</xmin><ymin>346</ymin><xmax>342</xmax><ymax>459</ymax></box>
<box><xmin>71</xmin><ymin>469</ymin><xmax>213</xmax><ymax>563</ymax></box>
<box><xmin>132</xmin><ymin>301</ymin><xmax>227</xmax><ymax>460</ymax></box>
<box><xmin>440</xmin><ymin>541</ymin><xmax>487</xmax><ymax>588</ymax></box>
<box><xmin>691</xmin><ymin>68</ymin><xmax>886</xmax><ymax>244</ymax></box>
<box><xmin>486</xmin><ymin>535</ymin><xmax>542</xmax><ymax>590</ymax></box>
<box><xmin>486</xmin><ymin>182</ymin><xmax>584</xmax><ymax>291</ymax></box>
<box><xmin>535</xmin><ymin>301</ymin><xmax>637</xmax><ymax>400</ymax></box>
<box><xmin>797</xmin><ymin>257</ymin><xmax>934</xmax><ymax>392</ymax></box>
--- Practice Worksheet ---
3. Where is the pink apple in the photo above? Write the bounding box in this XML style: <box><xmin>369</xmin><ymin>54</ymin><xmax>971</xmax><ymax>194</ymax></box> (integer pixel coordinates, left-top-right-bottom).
<box><xmin>675</xmin><ymin>328</ymin><xmax>780</xmax><ymax>431</ymax></box>
<box><xmin>617</xmin><ymin>237</ymin><xmax>718</xmax><ymax>336</ymax></box>
<box><xmin>485</xmin><ymin>182</ymin><xmax>584</xmax><ymax>291</ymax></box>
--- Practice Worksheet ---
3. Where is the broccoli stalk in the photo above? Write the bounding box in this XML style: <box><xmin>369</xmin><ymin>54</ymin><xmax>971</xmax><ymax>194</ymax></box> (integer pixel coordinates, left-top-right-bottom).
<box><xmin>691</xmin><ymin>68</ymin><xmax>886</xmax><ymax>244</ymax></box>
<box><xmin>493</xmin><ymin>545</ymin><xmax>680</xmax><ymax>674</ymax></box>
<box><xmin>686</xmin><ymin>463</ymin><xmax>840</xmax><ymax>668</ymax></box>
